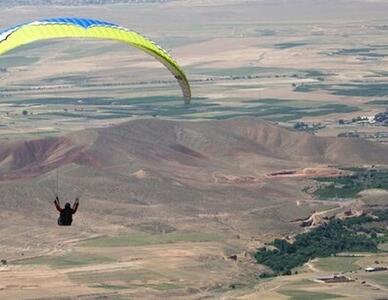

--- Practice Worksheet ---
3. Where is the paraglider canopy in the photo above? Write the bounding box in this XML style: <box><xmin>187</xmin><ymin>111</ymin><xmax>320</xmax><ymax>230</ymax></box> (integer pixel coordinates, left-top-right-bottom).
<box><xmin>0</xmin><ymin>17</ymin><xmax>191</xmax><ymax>104</ymax></box>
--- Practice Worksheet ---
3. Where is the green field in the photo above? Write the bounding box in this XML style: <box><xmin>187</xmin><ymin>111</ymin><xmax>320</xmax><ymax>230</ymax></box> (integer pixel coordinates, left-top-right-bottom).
<box><xmin>93</xmin><ymin>282</ymin><xmax>181</xmax><ymax>291</ymax></box>
<box><xmin>279</xmin><ymin>290</ymin><xmax>345</xmax><ymax>300</ymax></box>
<box><xmin>22</xmin><ymin>96</ymin><xmax>359</xmax><ymax>122</ymax></box>
<box><xmin>367</xmin><ymin>273</ymin><xmax>388</xmax><ymax>288</ymax></box>
<box><xmin>4</xmin><ymin>95</ymin><xmax>182</xmax><ymax>106</ymax></box>
<box><xmin>313</xmin><ymin>257</ymin><xmax>360</xmax><ymax>273</ymax></box>
<box><xmin>174</xmin><ymin>98</ymin><xmax>358</xmax><ymax>121</ymax></box>
<box><xmin>367</xmin><ymin>99</ymin><xmax>388</xmax><ymax>105</ymax></box>
<box><xmin>93</xmin><ymin>284</ymin><xmax>129</xmax><ymax>290</ymax></box>
<box><xmin>295</xmin><ymin>83</ymin><xmax>388</xmax><ymax>97</ymax></box>
<box><xmin>328</xmin><ymin>47</ymin><xmax>387</xmax><ymax>59</ymax></box>
<box><xmin>0</xmin><ymin>55</ymin><xmax>40</xmax><ymax>68</ymax></box>
<box><xmin>79</xmin><ymin>232</ymin><xmax>224</xmax><ymax>247</ymax></box>
<box><xmin>68</xmin><ymin>268</ymin><xmax>163</xmax><ymax>284</ymax></box>
<box><xmin>14</xmin><ymin>252</ymin><xmax>115</xmax><ymax>268</ymax></box>
<box><xmin>274</xmin><ymin>41</ymin><xmax>308</xmax><ymax>49</ymax></box>
<box><xmin>68</xmin><ymin>268</ymin><xmax>183</xmax><ymax>294</ymax></box>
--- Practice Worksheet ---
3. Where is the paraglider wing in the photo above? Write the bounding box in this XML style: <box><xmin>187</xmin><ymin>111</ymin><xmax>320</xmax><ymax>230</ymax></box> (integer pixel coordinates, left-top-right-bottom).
<box><xmin>0</xmin><ymin>17</ymin><xmax>191</xmax><ymax>103</ymax></box>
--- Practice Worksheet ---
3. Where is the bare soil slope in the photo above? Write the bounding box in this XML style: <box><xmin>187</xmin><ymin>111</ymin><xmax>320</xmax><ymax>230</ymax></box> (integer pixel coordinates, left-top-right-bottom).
<box><xmin>1</xmin><ymin>118</ymin><xmax>386</xmax><ymax>182</ymax></box>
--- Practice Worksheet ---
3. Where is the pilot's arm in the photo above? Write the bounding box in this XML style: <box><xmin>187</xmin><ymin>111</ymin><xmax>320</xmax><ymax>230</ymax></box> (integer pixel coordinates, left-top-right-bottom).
<box><xmin>54</xmin><ymin>196</ymin><xmax>62</xmax><ymax>212</ymax></box>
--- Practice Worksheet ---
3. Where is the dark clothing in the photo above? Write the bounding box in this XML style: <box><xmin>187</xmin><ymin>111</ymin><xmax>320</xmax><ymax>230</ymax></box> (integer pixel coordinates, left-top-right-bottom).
<box><xmin>54</xmin><ymin>198</ymin><xmax>79</xmax><ymax>226</ymax></box>
<box><xmin>57</xmin><ymin>207</ymin><xmax>75</xmax><ymax>226</ymax></box>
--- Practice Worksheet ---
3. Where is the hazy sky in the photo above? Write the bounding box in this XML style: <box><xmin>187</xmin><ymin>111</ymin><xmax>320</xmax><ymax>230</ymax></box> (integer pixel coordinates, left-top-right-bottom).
<box><xmin>0</xmin><ymin>0</ymin><xmax>388</xmax><ymax>33</ymax></box>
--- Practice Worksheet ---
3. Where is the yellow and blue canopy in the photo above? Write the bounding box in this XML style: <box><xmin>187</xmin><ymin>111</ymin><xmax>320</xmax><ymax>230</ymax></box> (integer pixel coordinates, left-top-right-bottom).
<box><xmin>0</xmin><ymin>17</ymin><xmax>191</xmax><ymax>103</ymax></box>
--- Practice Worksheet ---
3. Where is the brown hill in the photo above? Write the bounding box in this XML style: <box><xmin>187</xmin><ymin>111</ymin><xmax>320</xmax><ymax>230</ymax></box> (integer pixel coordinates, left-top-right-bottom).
<box><xmin>0</xmin><ymin>118</ymin><xmax>386</xmax><ymax>181</ymax></box>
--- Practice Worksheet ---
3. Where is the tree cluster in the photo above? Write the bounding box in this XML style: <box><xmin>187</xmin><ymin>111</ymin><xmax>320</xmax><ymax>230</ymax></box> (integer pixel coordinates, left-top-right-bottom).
<box><xmin>255</xmin><ymin>213</ymin><xmax>387</xmax><ymax>276</ymax></box>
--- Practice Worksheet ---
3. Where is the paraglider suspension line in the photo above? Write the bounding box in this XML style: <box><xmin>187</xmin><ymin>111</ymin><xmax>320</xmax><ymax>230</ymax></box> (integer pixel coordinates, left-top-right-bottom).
<box><xmin>56</xmin><ymin>168</ymin><xmax>59</xmax><ymax>196</ymax></box>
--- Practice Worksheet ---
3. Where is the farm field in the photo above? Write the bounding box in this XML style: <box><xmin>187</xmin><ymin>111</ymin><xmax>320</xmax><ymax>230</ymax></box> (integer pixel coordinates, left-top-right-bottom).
<box><xmin>0</xmin><ymin>1</ymin><xmax>387</xmax><ymax>299</ymax></box>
